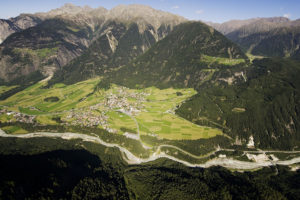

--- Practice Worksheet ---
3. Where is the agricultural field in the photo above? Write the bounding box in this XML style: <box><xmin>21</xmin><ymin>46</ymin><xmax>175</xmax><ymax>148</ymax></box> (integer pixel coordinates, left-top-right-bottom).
<box><xmin>1</xmin><ymin>125</ymin><xmax>28</xmax><ymax>134</ymax></box>
<box><xmin>0</xmin><ymin>77</ymin><xmax>223</xmax><ymax>141</ymax></box>
<box><xmin>0</xmin><ymin>78</ymin><xmax>100</xmax><ymax>113</ymax></box>
<box><xmin>0</xmin><ymin>86</ymin><xmax>18</xmax><ymax>95</ymax></box>
<box><xmin>136</xmin><ymin>87</ymin><xmax>222</xmax><ymax>140</ymax></box>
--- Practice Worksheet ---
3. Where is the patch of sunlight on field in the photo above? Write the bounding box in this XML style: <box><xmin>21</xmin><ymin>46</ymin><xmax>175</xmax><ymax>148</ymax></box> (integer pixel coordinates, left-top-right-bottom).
<box><xmin>2</xmin><ymin>126</ymin><xmax>28</xmax><ymax>134</ymax></box>
<box><xmin>0</xmin><ymin>113</ymin><xmax>16</xmax><ymax>123</ymax></box>
<box><xmin>201</xmin><ymin>54</ymin><xmax>246</xmax><ymax>66</ymax></box>
<box><xmin>134</xmin><ymin>87</ymin><xmax>222</xmax><ymax>140</ymax></box>
<box><xmin>36</xmin><ymin>115</ymin><xmax>58</xmax><ymax>125</ymax></box>
<box><xmin>137</xmin><ymin>112</ymin><xmax>222</xmax><ymax>140</ymax></box>
<box><xmin>107</xmin><ymin>111</ymin><xmax>138</xmax><ymax>134</ymax></box>
<box><xmin>0</xmin><ymin>85</ymin><xmax>18</xmax><ymax>95</ymax></box>
<box><xmin>0</xmin><ymin>78</ymin><xmax>101</xmax><ymax>113</ymax></box>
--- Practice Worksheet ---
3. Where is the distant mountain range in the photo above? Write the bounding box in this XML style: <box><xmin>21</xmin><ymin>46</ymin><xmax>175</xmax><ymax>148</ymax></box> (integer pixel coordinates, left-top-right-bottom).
<box><xmin>2</xmin><ymin>4</ymin><xmax>300</xmax><ymax>82</ymax></box>
<box><xmin>206</xmin><ymin>17</ymin><xmax>300</xmax><ymax>58</ymax></box>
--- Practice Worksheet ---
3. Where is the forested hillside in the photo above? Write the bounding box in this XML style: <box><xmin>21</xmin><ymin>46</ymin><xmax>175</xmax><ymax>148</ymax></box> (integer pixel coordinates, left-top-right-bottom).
<box><xmin>108</xmin><ymin>21</ymin><xmax>247</xmax><ymax>89</ymax></box>
<box><xmin>0</xmin><ymin>137</ymin><xmax>299</xmax><ymax>200</ymax></box>
<box><xmin>177</xmin><ymin>58</ymin><xmax>300</xmax><ymax>149</ymax></box>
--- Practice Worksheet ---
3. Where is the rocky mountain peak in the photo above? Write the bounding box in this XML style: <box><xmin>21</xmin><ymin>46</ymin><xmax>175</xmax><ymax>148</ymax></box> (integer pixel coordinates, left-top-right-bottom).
<box><xmin>107</xmin><ymin>4</ymin><xmax>187</xmax><ymax>30</ymax></box>
<box><xmin>34</xmin><ymin>3</ymin><xmax>100</xmax><ymax>19</ymax></box>
<box><xmin>261</xmin><ymin>17</ymin><xmax>290</xmax><ymax>23</ymax></box>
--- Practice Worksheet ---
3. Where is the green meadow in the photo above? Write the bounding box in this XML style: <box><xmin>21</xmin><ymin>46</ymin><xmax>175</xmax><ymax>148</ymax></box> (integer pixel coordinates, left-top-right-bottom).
<box><xmin>0</xmin><ymin>78</ymin><xmax>223</xmax><ymax>140</ymax></box>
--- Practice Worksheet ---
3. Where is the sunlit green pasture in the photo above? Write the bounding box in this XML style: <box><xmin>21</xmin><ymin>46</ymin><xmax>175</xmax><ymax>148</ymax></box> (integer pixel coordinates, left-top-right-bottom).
<box><xmin>0</xmin><ymin>77</ymin><xmax>223</xmax><ymax>140</ymax></box>
<box><xmin>0</xmin><ymin>78</ymin><xmax>100</xmax><ymax>113</ymax></box>
<box><xmin>201</xmin><ymin>55</ymin><xmax>246</xmax><ymax>66</ymax></box>
<box><xmin>2</xmin><ymin>125</ymin><xmax>28</xmax><ymax>134</ymax></box>
<box><xmin>135</xmin><ymin>87</ymin><xmax>222</xmax><ymax>140</ymax></box>
<box><xmin>107</xmin><ymin>111</ymin><xmax>138</xmax><ymax>134</ymax></box>
<box><xmin>0</xmin><ymin>85</ymin><xmax>18</xmax><ymax>95</ymax></box>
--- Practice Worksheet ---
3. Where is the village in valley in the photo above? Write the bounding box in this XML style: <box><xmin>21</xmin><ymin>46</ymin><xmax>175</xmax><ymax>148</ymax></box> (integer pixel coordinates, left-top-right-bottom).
<box><xmin>0</xmin><ymin>86</ymin><xmax>149</xmax><ymax>134</ymax></box>
<box><xmin>0</xmin><ymin>78</ymin><xmax>212</xmax><ymax>142</ymax></box>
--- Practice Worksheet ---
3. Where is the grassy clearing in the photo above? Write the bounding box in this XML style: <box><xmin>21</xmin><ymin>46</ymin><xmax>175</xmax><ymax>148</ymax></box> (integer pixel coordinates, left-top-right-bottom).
<box><xmin>201</xmin><ymin>55</ymin><xmax>245</xmax><ymax>66</ymax></box>
<box><xmin>67</xmin><ymin>26</ymin><xmax>80</xmax><ymax>32</ymax></box>
<box><xmin>246</xmin><ymin>53</ymin><xmax>266</xmax><ymax>62</ymax></box>
<box><xmin>232</xmin><ymin>107</ymin><xmax>246</xmax><ymax>113</ymax></box>
<box><xmin>13</xmin><ymin>47</ymin><xmax>58</xmax><ymax>59</ymax></box>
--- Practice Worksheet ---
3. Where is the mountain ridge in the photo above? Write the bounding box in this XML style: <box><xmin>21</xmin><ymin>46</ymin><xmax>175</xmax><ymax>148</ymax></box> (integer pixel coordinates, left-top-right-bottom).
<box><xmin>0</xmin><ymin>4</ymin><xmax>186</xmax><ymax>83</ymax></box>
<box><xmin>106</xmin><ymin>21</ymin><xmax>247</xmax><ymax>89</ymax></box>
<box><xmin>207</xmin><ymin>17</ymin><xmax>300</xmax><ymax>58</ymax></box>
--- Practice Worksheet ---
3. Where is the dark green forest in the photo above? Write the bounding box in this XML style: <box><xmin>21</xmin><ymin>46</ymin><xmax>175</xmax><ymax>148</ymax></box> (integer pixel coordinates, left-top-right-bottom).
<box><xmin>0</xmin><ymin>137</ymin><xmax>299</xmax><ymax>200</ymax></box>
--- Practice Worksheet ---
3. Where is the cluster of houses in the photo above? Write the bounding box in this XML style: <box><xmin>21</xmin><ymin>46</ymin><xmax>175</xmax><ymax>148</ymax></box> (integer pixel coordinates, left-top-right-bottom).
<box><xmin>65</xmin><ymin>110</ymin><xmax>108</xmax><ymax>127</ymax></box>
<box><xmin>0</xmin><ymin>86</ymin><xmax>150</xmax><ymax>136</ymax></box>
<box><xmin>0</xmin><ymin>109</ymin><xmax>35</xmax><ymax>123</ymax></box>
<box><xmin>103</xmin><ymin>87</ymin><xmax>148</xmax><ymax>115</ymax></box>
<box><xmin>62</xmin><ymin>87</ymin><xmax>149</xmax><ymax>132</ymax></box>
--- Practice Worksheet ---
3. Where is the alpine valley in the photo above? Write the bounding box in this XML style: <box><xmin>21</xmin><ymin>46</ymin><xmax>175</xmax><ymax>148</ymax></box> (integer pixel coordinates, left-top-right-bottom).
<box><xmin>0</xmin><ymin>3</ymin><xmax>300</xmax><ymax>200</ymax></box>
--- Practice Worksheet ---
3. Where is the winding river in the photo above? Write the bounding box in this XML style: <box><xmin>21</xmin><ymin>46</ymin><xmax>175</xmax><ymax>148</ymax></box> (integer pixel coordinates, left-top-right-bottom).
<box><xmin>0</xmin><ymin>129</ymin><xmax>300</xmax><ymax>170</ymax></box>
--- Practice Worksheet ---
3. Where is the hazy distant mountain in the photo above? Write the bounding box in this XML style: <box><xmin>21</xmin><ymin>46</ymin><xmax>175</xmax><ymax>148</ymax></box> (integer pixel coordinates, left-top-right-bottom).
<box><xmin>207</xmin><ymin>17</ymin><xmax>300</xmax><ymax>58</ymax></box>
<box><xmin>205</xmin><ymin>18</ymin><xmax>260</xmax><ymax>35</ymax></box>
<box><xmin>239</xmin><ymin>26</ymin><xmax>300</xmax><ymax>58</ymax></box>
<box><xmin>207</xmin><ymin>17</ymin><xmax>291</xmax><ymax>35</ymax></box>
<box><xmin>0</xmin><ymin>4</ymin><xmax>186</xmax><ymax>82</ymax></box>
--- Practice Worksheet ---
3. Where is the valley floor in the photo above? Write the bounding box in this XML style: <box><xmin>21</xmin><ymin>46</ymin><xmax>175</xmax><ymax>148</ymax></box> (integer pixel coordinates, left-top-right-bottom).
<box><xmin>0</xmin><ymin>128</ymin><xmax>299</xmax><ymax>171</ymax></box>
<box><xmin>0</xmin><ymin>77</ymin><xmax>300</xmax><ymax>170</ymax></box>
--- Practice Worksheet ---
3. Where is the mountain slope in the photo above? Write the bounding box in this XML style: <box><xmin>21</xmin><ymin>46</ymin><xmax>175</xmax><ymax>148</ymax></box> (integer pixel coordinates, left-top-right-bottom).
<box><xmin>109</xmin><ymin>21</ymin><xmax>247</xmax><ymax>89</ymax></box>
<box><xmin>214</xmin><ymin>17</ymin><xmax>300</xmax><ymax>58</ymax></box>
<box><xmin>0</xmin><ymin>18</ymin><xmax>94</xmax><ymax>82</ymax></box>
<box><xmin>104</xmin><ymin>21</ymin><xmax>300</xmax><ymax>150</ymax></box>
<box><xmin>0</xmin><ymin>14</ymin><xmax>42</xmax><ymax>44</ymax></box>
<box><xmin>241</xmin><ymin>26</ymin><xmax>300</xmax><ymax>58</ymax></box>
<box><xmin>177</xmin><ymin>58</ymin><xmax>300</xmax><ymax>149</ymax></box>
<box><xmin>0</xmin><ymin>4</ymin><xmax>185</xmax><ymax>84</ymax></box>
<box><xmin>49</xmin><ymin>5</ymin><xmax>186</xmax><ymax>85</ymax></box>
